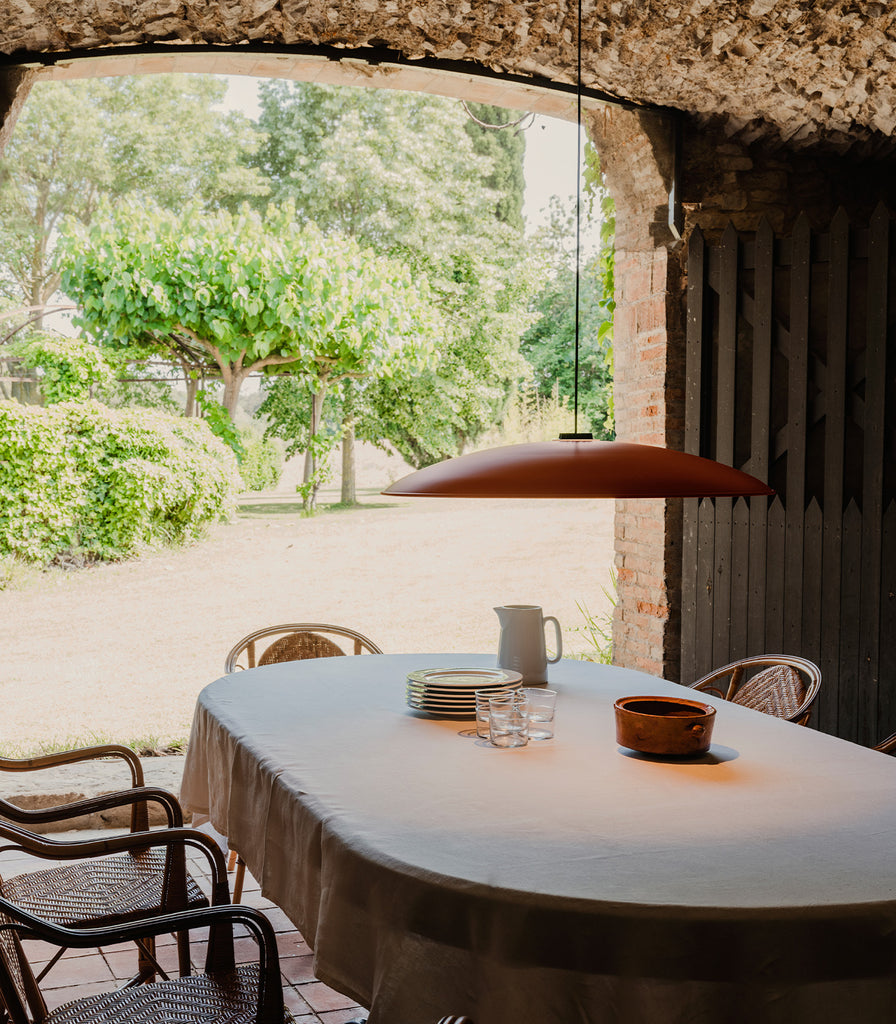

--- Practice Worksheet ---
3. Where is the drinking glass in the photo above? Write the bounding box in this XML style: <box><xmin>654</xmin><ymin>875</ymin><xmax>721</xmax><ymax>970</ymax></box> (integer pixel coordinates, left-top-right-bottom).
<box><xmin>488</xmin><ymin>693</ymin><xmax>530</xmax><ymax>748</ymax></box>
<box><xmin>475</xmin><ymin>688</ymin><xmax>513</xmax><ymax>739</ymax></box>
<box><xmin>522</xmin><ymin>688</ymin><xmax>557</xmax><ymax>740</ymax></box>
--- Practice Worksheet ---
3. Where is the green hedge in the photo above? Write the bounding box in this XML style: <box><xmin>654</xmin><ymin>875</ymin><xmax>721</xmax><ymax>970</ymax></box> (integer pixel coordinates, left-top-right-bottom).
<box><xmin>239</xmin><ymin>430</ymin><xmax>284</xmax><ymax>491</ymax></box>
<box><xmin>0</xmin><ymin>400</ymin><xmax>242</xmax><ymax>563</ymax></box>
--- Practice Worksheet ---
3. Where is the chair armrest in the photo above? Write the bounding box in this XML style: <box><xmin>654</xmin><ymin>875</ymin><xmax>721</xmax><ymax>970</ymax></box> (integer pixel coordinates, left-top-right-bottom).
<box><xmin>0</xmin><ymin>745</ymin><xmax>145</xmax><ymax>788</ymax></box>
<box><xmin>874</xmin><ymin>732</ymin><xmax>896</xmax><ymax>754</ymax></box>
<box><xmin>0</xmin><ymin>900</ymin><xmax>283</xmax><ymax>1024</ymax></box>
<box><xmin>688</xmin><ymin>681</ymin><xmax>726</xmax><ymax>700</ymax></box>
<box><xmin>0</xmin><ymin>785</ymin><xmax>183</xmax><ymax>830</ymax></box>
<box><xmin>0</xmin><ymin>745</ymin><xmax>149</xmax><ymax>830</ymax></box>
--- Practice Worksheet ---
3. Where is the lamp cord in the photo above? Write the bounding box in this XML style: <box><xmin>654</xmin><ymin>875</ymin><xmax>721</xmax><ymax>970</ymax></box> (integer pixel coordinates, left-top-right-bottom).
<box><xmin>573</xmin><ymin>0</ymin><xmax>583</xmax><ymax>435</ymax></box>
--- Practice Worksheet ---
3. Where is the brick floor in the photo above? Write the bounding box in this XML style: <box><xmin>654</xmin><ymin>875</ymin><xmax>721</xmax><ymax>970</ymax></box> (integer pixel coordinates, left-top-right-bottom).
<box><xmin>3</xmin><ymin>829</ymin><xmax>367</xmax><ymax>1023</ymax></box>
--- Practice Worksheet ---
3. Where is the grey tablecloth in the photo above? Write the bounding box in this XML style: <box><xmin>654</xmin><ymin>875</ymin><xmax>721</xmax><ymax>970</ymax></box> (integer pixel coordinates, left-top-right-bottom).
<box><xmin>180</xmin><ymin>654</ymin><xmax>896</xmax><ymax>1024</ymax></box>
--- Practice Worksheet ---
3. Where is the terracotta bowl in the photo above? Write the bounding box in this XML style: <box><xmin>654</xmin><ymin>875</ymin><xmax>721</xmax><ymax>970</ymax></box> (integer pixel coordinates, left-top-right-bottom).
<box><xmin>614</xmin><ymin>695</ymin><xmax>716</xmax><ymax>756</ymax></box>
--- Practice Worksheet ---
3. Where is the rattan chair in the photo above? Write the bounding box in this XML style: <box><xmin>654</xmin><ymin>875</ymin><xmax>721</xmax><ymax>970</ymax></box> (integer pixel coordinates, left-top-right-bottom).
<box><xmin>689</xmin><ymin>654</ymin><xmax>822</xmax><ymax>726</ymax></box>
<box><xmin>224</xmin><ymin>623</ymin><xmax>383</xmax><ymax>674</ymax></box>
<box><xmin>224</xmin><ymin>623</ymin><xmax>382</xmax><ymax>900</ymax></box>
<box><xmin>0</xmin><ymin>745</ymin><xmax>218</xmax><ymax>984</ymax></box>
<box><xmin>873</xmin><ymin>733</ymin><xmax>896</xmax><ymax>754</ymax></box>
<box><xmin>0</xmin><ymin>899</ymin><xmax>286</xmax><ymax>1024</ymax></box>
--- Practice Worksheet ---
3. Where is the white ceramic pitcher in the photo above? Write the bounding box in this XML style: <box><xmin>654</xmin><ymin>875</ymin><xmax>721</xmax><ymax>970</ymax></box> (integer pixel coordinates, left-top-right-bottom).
<box><xmin>495</xmin><ymin>604</ymin><xmax>562</xmax><ymax>684</ymax></box>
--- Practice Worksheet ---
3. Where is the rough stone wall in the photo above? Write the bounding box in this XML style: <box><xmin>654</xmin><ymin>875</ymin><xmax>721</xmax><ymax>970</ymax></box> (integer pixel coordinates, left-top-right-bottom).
<box><xmin>0</xmin><ymin>2</ymin><xmax>895</xmax><ymax>155</ymax></box>
<box><xmin>680</xmin><ymin>120</ymin><xmax>896</xmax><ymax>243</ymax></box>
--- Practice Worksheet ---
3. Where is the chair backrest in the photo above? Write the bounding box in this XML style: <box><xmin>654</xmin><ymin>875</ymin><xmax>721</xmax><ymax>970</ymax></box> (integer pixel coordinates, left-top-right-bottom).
<box><xmin>225</xmin><ymin>623</ymin><xmax>383</xmax><ymax>673</ymax></box>
<box><xmin>690</xmin><ymin>654</ymin><xmax>822</xmax><ymax>726</ymax></box>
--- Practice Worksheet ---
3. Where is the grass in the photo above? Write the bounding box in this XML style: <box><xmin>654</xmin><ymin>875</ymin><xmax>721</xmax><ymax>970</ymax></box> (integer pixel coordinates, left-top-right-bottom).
<box><xmin>0</xmin><ymin>555</ymin><xmax>45</xmax><ymax>592</ymax></box>
<box><xmin>568</xmin><ymin>570</ymin><xmax>617</xmax><ymax>665</ymax></box>
<box><xmin>0</xmin><ymin>734</ymin><xmax>188</xmax><ymax>759</ymax></box>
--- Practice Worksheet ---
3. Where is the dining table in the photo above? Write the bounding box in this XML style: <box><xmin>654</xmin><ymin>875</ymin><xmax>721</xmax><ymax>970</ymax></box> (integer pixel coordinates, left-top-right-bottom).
<box><xmin>179</xmin><ymin>652</ymin><xmax>896</xmax><ymax>1024</ymax></box>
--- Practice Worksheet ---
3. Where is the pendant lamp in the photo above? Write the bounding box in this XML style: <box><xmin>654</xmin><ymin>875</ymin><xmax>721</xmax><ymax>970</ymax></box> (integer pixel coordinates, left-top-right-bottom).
<box><xmin>383</xmin><ymin>1</ymin><xmax>774</xmax><ymax>502</ymax></box>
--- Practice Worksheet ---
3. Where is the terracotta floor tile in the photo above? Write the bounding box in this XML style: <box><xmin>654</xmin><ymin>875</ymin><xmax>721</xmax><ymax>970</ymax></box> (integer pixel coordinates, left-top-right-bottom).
<box><xmin>299</xmin><ymin>980</ymin><xmax>362</xmax><ymax>1012</ymax></box>
<box><xmin>282</xmin><ymin>985</ymin><xmax>314</xmax><ymax>1015</ymax></box>
<box><xmin>277</xmin><ymin>930</ymin><xmax>312</xmax><ymax>957</ymax></box>
<box><xmin>264</xmin><ymin>905</ymin><xmax>301</xmax><ymax>933</ymax></box>
<box><xmin>38</xmin><ymin>953</ymin><xmax>115</xmax><ymax>990</ymax></box>
<box><xmin>280</xmin><ymin>953</ymin><xmax>318</xmax><ymax>984</ymax></box>
<box><xmin>43</xmin><ymin>980</ymin><xmax>116</xmax><ymax>1010</ymax></box>
<box><xmin>318</xmin><ymin>1009</ymin><xmax>368</xmax><ymax>1023</ymax></box>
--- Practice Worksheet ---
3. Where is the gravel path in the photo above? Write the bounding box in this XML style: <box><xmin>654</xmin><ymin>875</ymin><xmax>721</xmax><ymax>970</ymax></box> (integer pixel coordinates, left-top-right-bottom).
<box><xmin>1</xmin><ymin>452</ymin><xmax>615</xmax><ymax>751</ymax></box>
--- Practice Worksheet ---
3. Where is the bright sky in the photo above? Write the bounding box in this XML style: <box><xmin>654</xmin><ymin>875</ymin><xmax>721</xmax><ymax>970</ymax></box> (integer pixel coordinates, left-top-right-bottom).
<box><xmin>221</xmin><ymin>76</ymin><xmax>595</xmax><ymax>246</ymax></box>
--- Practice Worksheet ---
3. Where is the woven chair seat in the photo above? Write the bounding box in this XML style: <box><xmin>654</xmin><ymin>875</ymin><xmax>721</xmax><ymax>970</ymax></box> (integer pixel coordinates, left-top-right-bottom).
<box><xmin>46</xmin><ymin>964</ymin><xmax>294</xmax><ymax>1024</ymax></box>
<box><xmin>729</xmin><ymin>664</ymin><xmax>807</xmax><ymax>718</ymax></box>
<box><xmin>1</xmin><ymin>849</ymin><xmax>206</xmax><ymax>927</ymax></box>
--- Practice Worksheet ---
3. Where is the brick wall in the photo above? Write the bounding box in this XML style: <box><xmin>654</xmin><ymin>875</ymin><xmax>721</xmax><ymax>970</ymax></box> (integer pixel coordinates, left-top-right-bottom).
<box><xmin>588</xmin><ymin>108</ymin><xmax>686</xmax><ymax>681</ymax></box>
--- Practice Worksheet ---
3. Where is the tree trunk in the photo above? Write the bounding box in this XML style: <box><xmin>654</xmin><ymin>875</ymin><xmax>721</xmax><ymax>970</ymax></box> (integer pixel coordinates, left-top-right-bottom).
<box><xmin>184</xmin><ymin>374</ymin><xmax>199</xmax><ymax>417</ymax></box>
<box><xmin>341</xmin><ymin>383</ymin><xmax>357</xmax><ymax>505</ymax></box>
<box><xmin>341</xmin><ymin>420</ymin><xmax>357</xmax><ymax>505</ymax></box>
<box><xmin>302</xmin><ymin>385</ymin><xmax>327</xmax><ymax>512</ymax></box>
<box><xmin>222</xmin><ymin>372</ymin><xmax>244</xmax><ymax>419</ymax></box>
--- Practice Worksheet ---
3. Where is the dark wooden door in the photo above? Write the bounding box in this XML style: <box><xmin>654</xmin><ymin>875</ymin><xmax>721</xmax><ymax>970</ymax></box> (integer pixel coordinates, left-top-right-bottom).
<box><xmin>682</xmin><ymin>206</ymin><xmax>896</xmax><ymax>744</ymax></box>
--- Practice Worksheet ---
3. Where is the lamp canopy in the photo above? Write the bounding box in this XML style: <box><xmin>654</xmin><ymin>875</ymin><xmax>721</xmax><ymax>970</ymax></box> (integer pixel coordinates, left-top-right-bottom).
<box><xmin>381</xmin><ymin>438</ymin><xmax>774</xmax><ymax>499</ymax></box>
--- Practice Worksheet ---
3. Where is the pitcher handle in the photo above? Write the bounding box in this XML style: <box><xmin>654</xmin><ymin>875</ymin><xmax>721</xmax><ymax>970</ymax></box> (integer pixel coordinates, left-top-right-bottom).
<box><xmin>544</xmin><ymin>616</ymin><xmax>563</xmax><ymax>664</ymax></box>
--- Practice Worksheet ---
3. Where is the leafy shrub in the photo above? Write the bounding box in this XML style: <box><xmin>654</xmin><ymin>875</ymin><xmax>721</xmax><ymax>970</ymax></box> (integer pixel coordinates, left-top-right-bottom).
<box><xmin>9</xmin><ymin>331</ymin><xmax>115</xmax><ymax>404</ymax></box>
<box><xmin>0</xmin><ymin>400</ymin><xmax>241</xmax><ymax>563</ymax></box>
<box><xmin>238</xmin><ymin>430</ymin><xmax>283</xmax><ymax>491</ymax></box>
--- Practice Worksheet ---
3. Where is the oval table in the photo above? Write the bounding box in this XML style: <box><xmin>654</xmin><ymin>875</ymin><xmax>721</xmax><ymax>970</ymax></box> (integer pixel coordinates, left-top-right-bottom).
<box><xmin>179</xmin><ymin>654</ymin><xmax>896</xmax><ymax>1024</ymax></box>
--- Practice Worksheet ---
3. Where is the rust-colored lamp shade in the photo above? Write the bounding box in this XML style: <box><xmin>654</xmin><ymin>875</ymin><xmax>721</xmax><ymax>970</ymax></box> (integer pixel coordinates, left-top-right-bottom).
<box><xmin>381</xmin><ymin>438</ymin><xmax>774</xmax><ymax>499</ymax></box>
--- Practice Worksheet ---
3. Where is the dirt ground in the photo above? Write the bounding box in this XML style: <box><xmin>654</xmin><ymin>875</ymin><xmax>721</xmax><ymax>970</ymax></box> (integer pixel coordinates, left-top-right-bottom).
<box><xmin>0</xmin><ymin>445</ymin><xmax>616</xmax><ymax>751</ymax></box>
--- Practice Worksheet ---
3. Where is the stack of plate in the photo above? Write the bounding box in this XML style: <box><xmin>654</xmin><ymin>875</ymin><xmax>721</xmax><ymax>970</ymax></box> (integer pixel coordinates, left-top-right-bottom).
<box><xmin>406</xmin><ymin>667</ymin><xmax>523</xmax><ymax>718</ymax></box>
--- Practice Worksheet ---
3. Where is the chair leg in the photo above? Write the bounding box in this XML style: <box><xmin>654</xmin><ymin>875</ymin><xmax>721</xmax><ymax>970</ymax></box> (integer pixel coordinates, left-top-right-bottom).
<box><xmin>227</xmin><ymin>849</ymin><xmax>238</xmax><ymax>872</ymax></box>
<box><xmin>232</xmin><ymin>857</ymin><xmax>246</xmax><ymax>903</ymax></box>
<box><xmin>176</xmin><ymin>931</ymin><xmax>191</xmax><ymax>976</ymax></box>
<box><xmin>136</xmin><ymin>936</ymin><xmax>157</xmax><ymax>983</ymax></box>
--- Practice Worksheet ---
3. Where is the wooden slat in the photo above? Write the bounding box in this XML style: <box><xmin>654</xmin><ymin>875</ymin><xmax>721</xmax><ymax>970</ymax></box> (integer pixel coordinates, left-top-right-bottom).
<box><xmin>710</xmin><ymin>223</ymin><xmax>739</xmax><ymax>668</ymax></box>
<box><xmin>858</xmin><ymin>201</ymin><xmax>888</xmax><ymax>743</ymax></box>
<box><xmin>801</xmin><ymin>498</ymin><xmax>823</xmax><ymax>727</ymax></box>
<box><xmin>729</xmin><ymin>497</ymin><xmax>750</xmax><ymax>661</ymax></box>
<box><xmin>765</xmin><ymin>497</ymin><xmax>786</xmax><ymax>653</ymax></box>
<box><xmin>748</xmin><ymin>218</ymin><xmax>774</xmax><ymax>656</ymax></box>
<box><xmin>838</xmin><ymin>500</ymin><xmax>863</xmax><ymax>741</ymax></box>
<box><xmin>784</xmin><ymin>213</ymin><xmax>811</xmax><ymax>654</ymax></box>
<box><xmin>685</xmin><ymin>227</ymin><xmax>706</xmax><ymax>457</ymax></box>
<box><xmin>694</xmin><ymin>497</ymin><xmax>716</xmax><ymax>680</ymax></box>
<box><xmin>712</xmin><ymin>497</ymin><xmax>732</xmax><ymax>668</ymax></box>
<box><xmin>716</xmin><ymin>222</ymin><xmax>739</xmax><ymax>465</ymax></box>
<box><xmin>878</xmin><ymin>501</ymin><xmax>896</xmax><ymax>740</ymax></box>
<box><xmin>681</xmin><ymin>229</ymin><xmax>707</xmax><ymax>680</ymax></box>
<box><xmin>819</xmin><ymin>206</ymin><xmax>849</xmax><ymax>735</ymax></box>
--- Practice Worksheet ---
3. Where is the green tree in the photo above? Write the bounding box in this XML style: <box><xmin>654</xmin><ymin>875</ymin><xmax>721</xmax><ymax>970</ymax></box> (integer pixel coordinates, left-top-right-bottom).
<box><xmin>521</xmin><ymin>143</ymin><xmax>616</xmax><ymax>440</ymax></box>
<box><xmin>461</xmin><ymin>102</ymin><xmax>526</xmax><ymax>231</ymax></box>
<box><xmin>60</xmin><ymin>202</ymin><xmax>443</xmax><ymax>508</ymax></box>
<box><xmin>0</xmin><ymin>75</ymin><xmax>267</xmax><ymax>315</ymax></box>
<box><xmin>252</xmin><ymin>81</ymin><xmax>537</xmax><ymax>468</ymax></box>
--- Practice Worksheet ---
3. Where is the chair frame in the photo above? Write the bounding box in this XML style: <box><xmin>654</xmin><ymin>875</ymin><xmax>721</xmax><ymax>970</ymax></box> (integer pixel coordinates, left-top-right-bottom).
<box><xmin>0</xmin><ymin>900</ymin><xmax>281</xmax><ymax>1024</ymax></box>
<box><xmin>0</xmin><ymin>748</ymin><xmax>216</xmax><ymax>983</ymax></box>
<box><xmin>225</xmin><ymin>623</ymin><xmax>382</xmax><ymax>674</ymax></box>
<box><xmin>690</xmin><ymin>654</ymin><xmax>822</xmax><ymax>726</ymax></box>
<box><xmin>224</xmin><ymin>623</ymin><xmax>382</xmax><ymax>901</ymax></box>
